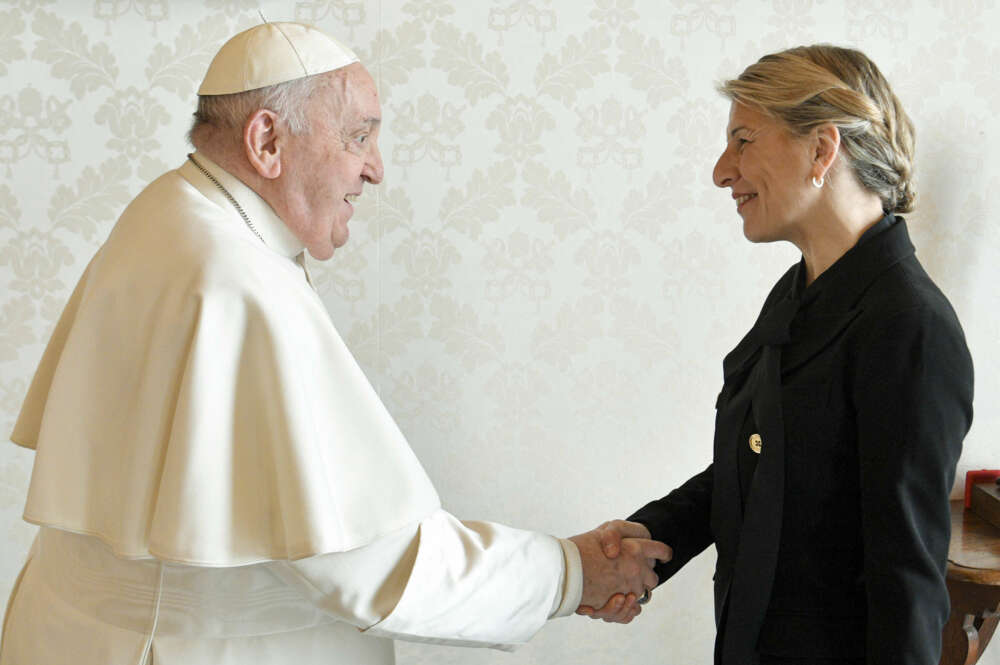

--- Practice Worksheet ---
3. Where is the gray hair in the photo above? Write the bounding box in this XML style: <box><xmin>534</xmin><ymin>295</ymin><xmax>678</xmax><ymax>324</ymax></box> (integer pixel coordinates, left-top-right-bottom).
<box><xmin>187</xmin><ymin>73</ymin><xmax>326</xmax><ymax>146</ymax></box>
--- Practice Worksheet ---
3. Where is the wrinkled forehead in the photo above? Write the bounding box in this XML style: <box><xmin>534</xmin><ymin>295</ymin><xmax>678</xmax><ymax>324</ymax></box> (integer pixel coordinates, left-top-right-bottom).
<box><xmin>343</xmin><ymin>62</ymin><xmax>381</xmax><ymax>111</ymax></box>
<box><xmin>725</xmin><ymin>101</ymin><xmax>778</xmax><ymax>137</ymax></box>
<box><xmin>312</xmin><ymin>64</ymin><xmax>381</xmax><ymax>129</ymax></box>
<box><xmin>726</xmin><ymin>101</ymin><xmax>753</xmax><ymax>132</ymax></box>
<box><xmin>341</xmin><ymin>63</ymin><xmax>381</xmax><ymax>120</ymax></box>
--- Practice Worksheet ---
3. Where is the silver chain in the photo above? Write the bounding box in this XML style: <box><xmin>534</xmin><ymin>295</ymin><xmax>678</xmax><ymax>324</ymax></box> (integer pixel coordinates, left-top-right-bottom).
<box><xmin>187</xmin><ymin>154</ymin><xmax>265</xmax><ymax>244</ymax></box>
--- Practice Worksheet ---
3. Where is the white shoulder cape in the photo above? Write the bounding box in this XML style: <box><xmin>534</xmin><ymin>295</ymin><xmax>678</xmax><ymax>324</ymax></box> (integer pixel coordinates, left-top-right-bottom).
<box><xmin>11</xmin><ymin>156</ymin><xmax>441</xmax><ymax>566</ymax></box>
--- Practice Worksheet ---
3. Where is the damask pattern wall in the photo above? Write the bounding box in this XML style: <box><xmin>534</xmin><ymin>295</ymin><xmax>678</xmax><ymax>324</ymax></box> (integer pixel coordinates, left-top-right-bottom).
<box><xmin>2</xmin><ymin>1</ymin><xmax>998</xmax><ymax>663</ymax></box>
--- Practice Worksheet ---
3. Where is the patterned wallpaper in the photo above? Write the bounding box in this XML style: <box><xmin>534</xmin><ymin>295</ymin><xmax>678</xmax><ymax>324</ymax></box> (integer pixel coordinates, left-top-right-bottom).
<box><xmin>2</xmin><ymin>1</ymin><xmax>999</xmax><ymax>663</ymax></box>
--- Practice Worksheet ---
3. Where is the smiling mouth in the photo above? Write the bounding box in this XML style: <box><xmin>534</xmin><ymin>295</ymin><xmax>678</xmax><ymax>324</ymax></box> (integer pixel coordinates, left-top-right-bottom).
<box><xmin>736</xmin><ymin>193</ymin><xmax>757</xmax><ymax>210</ymax></box>
<box><xmin>344</xmin><ymin>193</ymin><xmax>359</xmax><ymax>205</ymax></box>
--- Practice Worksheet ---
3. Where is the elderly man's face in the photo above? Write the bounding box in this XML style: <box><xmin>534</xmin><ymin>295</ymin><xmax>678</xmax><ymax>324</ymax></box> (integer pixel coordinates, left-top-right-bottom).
<box><xmin>281</xmin><ymin>63</ymin><xmax>384</xmax><ymax>260</ymax></box>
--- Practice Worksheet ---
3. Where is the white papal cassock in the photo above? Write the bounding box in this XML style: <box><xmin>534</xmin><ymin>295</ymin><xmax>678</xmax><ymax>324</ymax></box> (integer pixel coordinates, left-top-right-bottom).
<box><xmin>1</xmin><ymin>153</ymin><xmax>583</xmax><ymax>665</ymax></box>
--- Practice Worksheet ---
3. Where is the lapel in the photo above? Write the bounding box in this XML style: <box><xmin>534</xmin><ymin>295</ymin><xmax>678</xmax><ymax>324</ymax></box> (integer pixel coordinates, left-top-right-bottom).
<box><xmin>715</xmin><ymin>216</ymin><xmax>916</xmax><ymax>664</ymax></box>
<box><xmin>712</xmin><ymin>360</ymin><xmax>758</xmax><ymax>581</ymax></box>
<box><xmin>780</xmin><ymin>308</ymin><xmax>862</xmax><ymax>377</ymax></box>
<box><xmin>722</xmin><ymin>344</ymin><xmax>786</xmax><ymax>665</ymax></box>
<box><xmin>721</xmin><ymin>266</ymin><xmax>798</xmax><ymax>384</ymax></box>
<box><xmin>781</xmin><ymin>217</ymin><xmax>915</xmax><ymax>376</ymax></box>
<box><xmin>722</xmin><ymin>216</ymin><xmax>915</xmax><ymax>384</ymax></box>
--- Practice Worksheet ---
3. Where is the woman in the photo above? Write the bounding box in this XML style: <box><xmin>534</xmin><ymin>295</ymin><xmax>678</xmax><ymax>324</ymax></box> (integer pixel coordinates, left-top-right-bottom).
<box><xmin>582</xmin><ymin>45</ymin><xmax>974</xmax><ymax>665</ymax></box>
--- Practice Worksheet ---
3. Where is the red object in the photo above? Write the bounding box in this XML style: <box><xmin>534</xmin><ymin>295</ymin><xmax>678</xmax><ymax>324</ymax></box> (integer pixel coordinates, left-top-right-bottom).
<box><xmin>964</xmin><ymin>469</ymin><xmax>1000</xmax><ymax>507</ymax></box>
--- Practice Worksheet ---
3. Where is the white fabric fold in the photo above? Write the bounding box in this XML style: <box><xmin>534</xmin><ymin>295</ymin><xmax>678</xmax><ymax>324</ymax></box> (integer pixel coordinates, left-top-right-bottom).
<box><xmin>10</xmin><ymin>156</ymin><xmax>440</xmax><ymax>566</ymax></box>
<box><xmin>0</xmin><ymin>529</ymin><xmax>395</xmax><ymax>665</ymax></box>
<box><xmin>1</xmin><ymin>515</ymin><xmax>576</xmax><ymax>664</ymax></box>
<box><xmin>361</xmin><ymin>511</ymin><xmax>568</xmax><ymax>649</ymax></box>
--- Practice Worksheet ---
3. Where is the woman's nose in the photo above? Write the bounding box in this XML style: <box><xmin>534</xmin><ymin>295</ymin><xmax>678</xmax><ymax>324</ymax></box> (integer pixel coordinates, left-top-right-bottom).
<box><xmin>713</xmin><ymin>147</ymin><xmax>736</xmax><ymax>188</ymax></box>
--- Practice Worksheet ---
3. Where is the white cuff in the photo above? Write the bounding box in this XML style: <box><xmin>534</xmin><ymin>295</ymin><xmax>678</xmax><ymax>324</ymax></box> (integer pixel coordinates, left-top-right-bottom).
<box><xmin>551</xmin><ymin>538</ymin><xmax>582</xmax><ymax>618</ymax></box>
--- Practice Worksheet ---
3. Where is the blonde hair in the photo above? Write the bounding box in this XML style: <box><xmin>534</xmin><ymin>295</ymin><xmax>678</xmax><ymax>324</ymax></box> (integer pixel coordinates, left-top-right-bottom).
<box><xmin>719</xmin><ymin>45</ymin><xmax>915</xmax><ymax>214</ymax></box>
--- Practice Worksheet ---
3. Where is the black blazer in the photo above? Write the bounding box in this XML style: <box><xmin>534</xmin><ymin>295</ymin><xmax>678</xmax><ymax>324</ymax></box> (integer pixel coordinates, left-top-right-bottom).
<box><xmin>631</xmin><ymin>217</ymin><xmax>974</xmax><ymax>665</ymax></box>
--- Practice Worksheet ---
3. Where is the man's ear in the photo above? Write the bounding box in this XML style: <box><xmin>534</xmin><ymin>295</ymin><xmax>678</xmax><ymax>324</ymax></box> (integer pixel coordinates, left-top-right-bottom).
<box><xmin>812</xmin><ymin>123</ymin><xmax>841</xmax><ymax>183</ymax></box>
<box><xmin>244</xmin><ymin>109</ymin><xmax>282</xmax><ymax>180</ymax></box>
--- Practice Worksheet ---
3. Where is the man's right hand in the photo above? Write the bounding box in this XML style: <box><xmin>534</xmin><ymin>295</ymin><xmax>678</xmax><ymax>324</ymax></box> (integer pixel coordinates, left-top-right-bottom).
<box><xmin>568</xmin><ymin>521</ymin><xmax>672</xmax><ymax>624</ymax></box>
<box><xmin>576</xmin><ymin>520</ymin><xmax>673</xmax><ymax>623</ymax></box>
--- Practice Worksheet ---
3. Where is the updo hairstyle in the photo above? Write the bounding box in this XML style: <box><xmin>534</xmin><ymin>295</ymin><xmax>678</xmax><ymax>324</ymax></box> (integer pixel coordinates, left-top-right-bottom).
<box><xmin>719</xmin><ymin>45</ymin><xmax>915</xmax><ymax>214</ymax></box>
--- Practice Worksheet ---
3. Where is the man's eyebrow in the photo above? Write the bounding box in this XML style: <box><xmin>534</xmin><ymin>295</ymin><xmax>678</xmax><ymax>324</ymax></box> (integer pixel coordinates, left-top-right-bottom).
<box><xmin>347</xmin><ymin>117</ymin><xmax>380</xmax><ymax>134</ymax></box>
<box><xmin>729</xmin><ymin>125</ymin><xmax>747</xmax><ymax>138</ymax></box>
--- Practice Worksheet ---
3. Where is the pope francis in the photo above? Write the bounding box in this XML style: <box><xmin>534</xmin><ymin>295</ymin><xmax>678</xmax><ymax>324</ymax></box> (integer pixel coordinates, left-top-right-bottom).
<box><xmin>0</xmin><ymin>21</ymin><xmax>670</xmax><ymax>665</ymax></box>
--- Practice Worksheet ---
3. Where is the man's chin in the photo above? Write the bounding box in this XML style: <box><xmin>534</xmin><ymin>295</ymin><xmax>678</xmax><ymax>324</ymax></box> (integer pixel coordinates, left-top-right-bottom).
<box><xmin>307</xmin><ymin>223</ymin><xmax>350</xmax><ymax>260</ymax></box>
<box><xmin>307</xmin><ymin>242</ymin><xmax>337</xmax><ymax>261</ymax></box>
<box><xmin>333</xmin><ymin>229</ymin><xmax>349</xmax><ymax>250</ymax></box>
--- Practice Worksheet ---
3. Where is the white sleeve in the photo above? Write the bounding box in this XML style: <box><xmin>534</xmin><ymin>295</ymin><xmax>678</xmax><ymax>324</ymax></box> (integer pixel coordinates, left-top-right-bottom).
<box><xmin>271</xmin><ymin>509</ymin><xmax>583</xmax><ymax>649</ymax></box>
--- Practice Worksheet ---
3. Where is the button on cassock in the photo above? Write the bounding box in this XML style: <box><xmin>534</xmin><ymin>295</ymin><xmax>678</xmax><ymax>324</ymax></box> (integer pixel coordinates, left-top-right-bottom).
<box><xmin>749</xmin><ymin>433</ymin><xmax>762</xmax><ymax>454</ymax></box>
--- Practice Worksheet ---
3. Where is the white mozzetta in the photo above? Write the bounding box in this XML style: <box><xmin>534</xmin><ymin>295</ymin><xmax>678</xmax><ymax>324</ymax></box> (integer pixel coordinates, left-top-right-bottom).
<box><xmin>10</xmin><ymin>153</ymin><xmax>442</xmax><ymax>565</ymax></box>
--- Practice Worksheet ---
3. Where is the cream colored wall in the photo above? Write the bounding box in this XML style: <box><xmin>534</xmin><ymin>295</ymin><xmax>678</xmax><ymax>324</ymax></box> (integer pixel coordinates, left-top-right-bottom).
<box><xmin>2</xmin><ymin>1</ymin><xmax>998</xmax><ymax>662</ymax></box>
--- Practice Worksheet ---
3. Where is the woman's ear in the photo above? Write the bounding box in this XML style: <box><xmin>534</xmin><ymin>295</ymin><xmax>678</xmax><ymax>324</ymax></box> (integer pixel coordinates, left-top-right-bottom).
<box><xmin>812</xmin><ymin>123</ymin><xmax>841</xmax><ymax>183</ymax></box>
<box><xmin>243</xmin><ymin>109</ymin><xmax>282</xmax><ymax>180</ymax></box>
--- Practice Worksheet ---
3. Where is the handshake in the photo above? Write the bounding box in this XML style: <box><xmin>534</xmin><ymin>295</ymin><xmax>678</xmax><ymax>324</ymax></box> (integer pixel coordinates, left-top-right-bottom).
<box><xmin>569</xmin><ymin>520</ymin><xmax>673</xmax><ymax>624</ymax></box>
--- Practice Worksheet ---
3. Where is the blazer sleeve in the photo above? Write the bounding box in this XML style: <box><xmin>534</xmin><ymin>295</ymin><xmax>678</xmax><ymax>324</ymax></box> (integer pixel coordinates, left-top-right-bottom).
<box><xmin>629</xmin><ymin>464</ymin><xmax>715</xmax><ymax>584</ymax></box>
<box><xmin>853</xmin><ymin>303</ymin><xmax>973</xmax><ymax>665</ymax></box>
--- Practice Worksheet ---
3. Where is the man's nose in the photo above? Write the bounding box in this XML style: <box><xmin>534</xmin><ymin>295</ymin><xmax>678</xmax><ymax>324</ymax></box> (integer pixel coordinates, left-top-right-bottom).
<box><xmin>363</xmin><ymin>145</ymin><xmax>383</xmax><ymax>185</ymax></box>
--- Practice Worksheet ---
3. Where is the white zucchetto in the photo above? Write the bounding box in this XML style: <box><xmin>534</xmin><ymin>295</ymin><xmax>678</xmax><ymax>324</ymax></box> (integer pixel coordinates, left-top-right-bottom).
<box><xmin>198</xmin><ymin>22</ymin><xmax>359</xmax><ymax>96</ymax></box>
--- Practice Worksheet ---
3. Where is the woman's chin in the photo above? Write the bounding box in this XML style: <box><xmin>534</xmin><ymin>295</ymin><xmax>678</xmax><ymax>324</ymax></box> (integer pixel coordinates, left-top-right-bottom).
<box><xmin>741</xmin><ymin>217</ymin><xmax>786</xmax><ymax>245</ymax></box>
<box><xmin>741</xmin><ymin>221</ymin><xmax>769</xmax><ymax>244</ymax></box>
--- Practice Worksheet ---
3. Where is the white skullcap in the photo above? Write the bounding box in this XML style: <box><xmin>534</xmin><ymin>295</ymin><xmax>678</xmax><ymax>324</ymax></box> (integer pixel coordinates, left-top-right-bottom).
<box><xmin>198</xmin><ymin>22</ymin><xmax>359</xmax><ymax>96</ymax></box>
